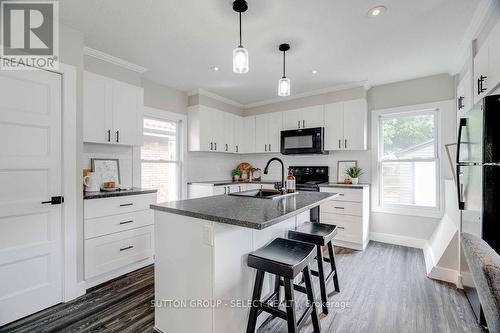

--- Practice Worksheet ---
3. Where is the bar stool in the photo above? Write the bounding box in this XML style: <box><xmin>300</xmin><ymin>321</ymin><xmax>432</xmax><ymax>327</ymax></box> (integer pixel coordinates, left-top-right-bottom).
<box><xmin>288</xmin><ymin>222</ymin><xmax>340</xmax><ymax>315</ymax></box>
<box><xmin>246</xmin><ymin>237</ymin><xmax>321</xmax><ymax>333</ymax></box>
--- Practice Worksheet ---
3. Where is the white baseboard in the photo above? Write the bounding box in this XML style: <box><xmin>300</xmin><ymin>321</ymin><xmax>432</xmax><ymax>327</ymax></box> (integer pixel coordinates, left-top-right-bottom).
<box><xmin>369</xmin><ymin>232</ymin><xmax>427</xmax><ymax>249</ymax></box>
<box><xmin>427</xmin><ymin>266</ymin><xmax>460</xmax><ymax>286</ymax></box>
<box><xmin>332</xmin><ymin>239</ymin><xmax>367</xmax><ymax>251</ymax></box>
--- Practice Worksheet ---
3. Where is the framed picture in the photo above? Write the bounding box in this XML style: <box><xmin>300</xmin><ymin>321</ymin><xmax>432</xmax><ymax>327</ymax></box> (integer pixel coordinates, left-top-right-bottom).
<box><xmin>91</xmin><ymin>158</ymin><xmax>121</xmax><ymax>185</ymax></box>
<box><xmin>337</xmin><ymin>160</ymin><xmax>357</xmax><ymax>183</ymax></box>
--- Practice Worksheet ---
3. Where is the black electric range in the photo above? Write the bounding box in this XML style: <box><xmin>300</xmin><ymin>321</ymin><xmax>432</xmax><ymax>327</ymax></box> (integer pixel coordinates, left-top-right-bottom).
<box><xmin>289</xmin><ymin>166</ymin><xmax>329</xmax><ymax>222</ymax></box>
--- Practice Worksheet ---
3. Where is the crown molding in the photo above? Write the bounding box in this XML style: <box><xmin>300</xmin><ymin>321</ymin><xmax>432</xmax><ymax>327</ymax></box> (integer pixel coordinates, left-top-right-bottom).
<box><xmin>242</xmin><ymin>81</ymin><xmax>369</xmax><ymax>109</ymax></box>
<box><xmin>451</xmin><ymin>0</ymin><xmax>495</xmax><ymax>74</ymax></box>
<box><xmin>83</xmin><ymin>46</ymin><xmax>148</xmax><ymax>74</ymax></box>
<box><xmin>187</xmin><ymin>88</ymin><xmax>244</xmax><ymax>108</ymax></box>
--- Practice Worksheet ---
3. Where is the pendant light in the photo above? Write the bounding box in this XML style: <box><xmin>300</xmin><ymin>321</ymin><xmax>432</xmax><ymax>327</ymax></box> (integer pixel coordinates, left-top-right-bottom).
<box><xmin>278</xmin><ymin>43</ymin><xmax>290</xmax><ymax>96</ymax></box>
<box><xmin>233</xmin><ymin>0</ymin><xmax>249</xmax><ymax>74</ymax></box>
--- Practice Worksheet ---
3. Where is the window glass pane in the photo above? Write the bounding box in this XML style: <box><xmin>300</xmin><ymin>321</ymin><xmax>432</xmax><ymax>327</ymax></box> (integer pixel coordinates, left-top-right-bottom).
<box><xmin>142</xmin><ymin>118</ymin><xmax>177</xmax><ymax>161</ymax></box>
<box><xmin>381</xmin><ymin>161</ymin><xmax>436</xmax><ymax>207</ymax></box>
<box><xmin>141</xmin><ymin>162</ymin><xmax>178</xmax><ymax>202</ymax></box>
<box><xmin>381</xmin><ymin>113</ymin><xmax>435</xmax><ymax>160</ymax></box>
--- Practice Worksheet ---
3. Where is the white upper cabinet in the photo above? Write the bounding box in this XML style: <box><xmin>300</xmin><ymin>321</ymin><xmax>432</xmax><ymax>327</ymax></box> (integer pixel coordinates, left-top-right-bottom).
<box><xmin>282</xmin><ymin>105</ymin><xmax>324</xmax><ymax>129</ymax></box>
<box><xmin>188</xmin><ymin>105</ymin><xmax>217</xmax><ymax>152</ymax></box>
<box><xmin>324</xmin><ymin>99</ymin><xmax>367</xmax><ymax>151</ymax></box>
<box><xmin>457</xmin><ymin>68</ymin><xmax>473</xmax><ymax>115</ymax></box>
<box><xmin>241</xmin><ymin>116</ymin><xmax>256</xmax><ymax>154</ymax></box>
<box><xmin>83</xmin><ymin>71</ymin><xmax>143</xmax><ymax>146</ymax></box>
<box><xmin>324</xmin><ymin>102</ymin><xmax>344</xmax><ymax>151</ymax></box>
<box><xmin>473</xmin><ymin>19</ymin><xmax>500</xmax><ymax>104</ymax></box>
<box><xmin>221</xmin><ymin>112</ymin><xmax>235</xmax><ymax>153</ymax></box>
<box><xmin>255</xmin><ymin>112</ymin><xmax>283</xmax><ymax>153</ymax></box>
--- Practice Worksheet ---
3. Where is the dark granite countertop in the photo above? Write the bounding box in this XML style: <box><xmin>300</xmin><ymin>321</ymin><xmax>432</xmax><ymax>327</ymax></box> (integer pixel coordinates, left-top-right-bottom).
<box><xmin>151</xmin><ymin>191</ymin><xmax>337</xmax><ymax>230</ymax></box>
<box><xmin>188</xmin><ymin>180</ymin><xmax>279</xmax><ymax>186</ymax></box>
<box><xmin>84</xmin><ymin>188</ymin><xmax>157</xmax><ymax>200</ymax></box>
<box><xmin>318</xmin><ymin>183</ymin><xmax>370</xmax><ymax>189</ymax></box>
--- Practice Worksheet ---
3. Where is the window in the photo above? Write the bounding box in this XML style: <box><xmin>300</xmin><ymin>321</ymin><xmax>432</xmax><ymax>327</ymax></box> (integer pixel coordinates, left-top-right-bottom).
<box><xmin>141</xmin><ymin>118</ymin><xmax>180</xmax><ymax>202</ymax></box>
<box><xmin>378</xmin><ymin>110</ymin><xmax>439</xmax><ymax>210</ymax></box>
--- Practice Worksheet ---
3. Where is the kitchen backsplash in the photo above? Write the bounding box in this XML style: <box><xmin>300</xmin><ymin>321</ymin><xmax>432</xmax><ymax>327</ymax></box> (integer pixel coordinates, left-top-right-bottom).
<box><xmin>82</xmin><ymin>143</ymin><xmax>135</xmax><ymax>187</ymax></box>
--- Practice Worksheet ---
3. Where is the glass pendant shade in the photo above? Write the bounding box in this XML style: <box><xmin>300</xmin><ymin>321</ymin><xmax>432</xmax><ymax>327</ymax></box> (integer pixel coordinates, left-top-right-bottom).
<box><xmin>278</xmin><ymin>77</ymin><xmax>290</xmax><ymax>96</ymax></box>
<box><xmin>233</xmin><ymin>46</ymin><xmax>249</xmax><ymax>74</ymax></box>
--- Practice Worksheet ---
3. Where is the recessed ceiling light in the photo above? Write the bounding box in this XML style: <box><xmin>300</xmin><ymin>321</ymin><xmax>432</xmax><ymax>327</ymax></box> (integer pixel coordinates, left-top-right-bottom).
<box><xmin>368</xmin><ymin>6</ymin><xmax>387</xmax><ymax>17</ymax></box>
<box><xmin>210</xmin><ymin>66</ymin><xmax>220</xmax><ymax>72</ymax></box>
<box><xmin>311</xmin><ymin>70</ymin><xmax>318</xmax><ymax>75</ymax></box>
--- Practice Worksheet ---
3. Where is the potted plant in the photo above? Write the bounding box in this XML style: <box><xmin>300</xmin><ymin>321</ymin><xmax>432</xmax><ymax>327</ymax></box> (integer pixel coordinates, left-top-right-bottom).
<box><xmin>231</xmin><ymin>168</ymin><xmax>243</xmax><ymax>182</ymax></box>
<box><xmin>346</xmin><ymin>166</ymin><xmax>363</xmax><ymax>185</ymax></box>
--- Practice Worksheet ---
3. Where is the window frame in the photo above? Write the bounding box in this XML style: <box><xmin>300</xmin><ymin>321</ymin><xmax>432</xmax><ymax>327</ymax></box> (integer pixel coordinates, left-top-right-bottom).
<box><xmin>135</xmin><ymin>107</ymin><xmax>187</xmax><ymax>201</ymax></box>
<box><xmin>371</xmin><ymin>102</ymin><xmax>445</xmax><ymax>219</ymax></box>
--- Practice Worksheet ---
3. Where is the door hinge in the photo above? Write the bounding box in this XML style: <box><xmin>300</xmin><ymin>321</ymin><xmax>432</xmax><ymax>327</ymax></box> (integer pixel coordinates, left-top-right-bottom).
<box><xmin>41</xmin><ymin>196</ymin><xmax>64</xmax><ymax>205</ymax></box>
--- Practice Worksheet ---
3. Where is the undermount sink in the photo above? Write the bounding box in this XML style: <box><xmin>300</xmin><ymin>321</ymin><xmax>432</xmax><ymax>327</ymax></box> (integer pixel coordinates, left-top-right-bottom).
<box><xmin>228</xmin><ymin>189</ymin><xmax>298</xmax><ymax>200</ymax></box>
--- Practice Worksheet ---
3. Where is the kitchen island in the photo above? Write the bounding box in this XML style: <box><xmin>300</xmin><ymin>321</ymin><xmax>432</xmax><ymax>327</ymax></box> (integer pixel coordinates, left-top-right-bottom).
<box><xmin>151</xmin><ymin>191</ymin><xmax>336</xmax><ymax>333</ymax></box>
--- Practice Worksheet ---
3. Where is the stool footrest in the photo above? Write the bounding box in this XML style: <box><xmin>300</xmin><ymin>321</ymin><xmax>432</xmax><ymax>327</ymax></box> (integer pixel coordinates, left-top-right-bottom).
<box><xmin>279</xmin><ymin>278</ymin><xmax>308</xmax><ymax>294</ymax></box>
<box><xmin>258</xmin><ymin>302</ymin><xmax>287</xmax><ymax>320</ymax></box>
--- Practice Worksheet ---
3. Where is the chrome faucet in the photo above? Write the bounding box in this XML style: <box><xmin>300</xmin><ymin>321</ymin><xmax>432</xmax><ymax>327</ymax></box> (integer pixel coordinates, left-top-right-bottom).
<box><xmin>263</xmin><ymin>157</ymin><xmax>285</xmax><ymax>192</ymax></box>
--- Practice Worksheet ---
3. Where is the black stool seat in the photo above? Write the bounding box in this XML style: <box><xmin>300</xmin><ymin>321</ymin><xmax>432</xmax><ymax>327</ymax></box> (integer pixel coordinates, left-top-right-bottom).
<box><xmin>248</xmin><ymin>237</ymin><xmax>316</xmax><ymax>279</ymax></box>
<box><xmin>289</xmin><ymin>222</ymin><xmax>337</xmax><ymax>246</ymax></box>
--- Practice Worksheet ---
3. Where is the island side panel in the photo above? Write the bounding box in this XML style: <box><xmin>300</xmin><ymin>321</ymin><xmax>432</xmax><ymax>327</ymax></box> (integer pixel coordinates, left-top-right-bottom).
<box><xmin>154</xmin><ymin>211</ymin><xmax>214</xmax><ymax>333</ymax></box>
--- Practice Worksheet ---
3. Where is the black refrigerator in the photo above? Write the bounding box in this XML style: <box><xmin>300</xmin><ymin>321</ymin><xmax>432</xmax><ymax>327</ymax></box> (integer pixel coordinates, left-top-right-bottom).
<box><xmin>456</xmin><ymin>94</ymin><xmax>500</xmax><ymax>322</ymax></box>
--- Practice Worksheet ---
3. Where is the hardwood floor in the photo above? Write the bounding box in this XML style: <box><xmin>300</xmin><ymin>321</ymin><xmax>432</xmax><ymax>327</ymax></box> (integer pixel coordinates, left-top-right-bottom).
<box><xmin>0</xmin><ymin>242</ymin><xmax>481</xmax><ymax>333</ymax></box>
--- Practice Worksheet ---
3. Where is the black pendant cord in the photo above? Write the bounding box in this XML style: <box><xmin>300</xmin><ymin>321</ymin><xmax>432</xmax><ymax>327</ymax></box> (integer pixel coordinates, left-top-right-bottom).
<box><xmin>282</xmin><ymin>51</ymin><xmax>286</xmax><ymax>78</ymax></box>
<box><xmin>239</xmin><ymin>12</ymin><xmax>242</xmax><ymax>47</ymax></box>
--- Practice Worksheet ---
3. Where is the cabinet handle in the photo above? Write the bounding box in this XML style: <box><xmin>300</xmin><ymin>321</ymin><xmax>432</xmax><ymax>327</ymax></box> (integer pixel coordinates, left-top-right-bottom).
<box><xmin>338</xmin><ymin>193</ymin><xmax>345</xmax><ymax>196</ymax></box>
<box><xmin>298</xmin><ymin>120</ymin><xmax>301</xmax><ymax>128</ymax></box>
<box><xmin>302</xmin><ymin>120</ymin><xmax>305</xmax><ymax>128</ymax></box>
<box><xmin>265</xmin><ymin>144</ymin><xmax>267</xmax><ymax>152</ymax></box>
<box><xmin>115</xmin><ymin>130</ymin><xmax>120</xmax><ymax>143</ymax></box>
<box><xmin>224</xmin><ymin>187</ymin><xmax>227</xmax><ymax>194</ymax></box>
<box><xmin>225</xmin><ymin>143</ymin><xmax>228</xmax><ymax>152</ymax></box>
<box><xmin>236</xmin><ymin>145</ymin><xmax>239</xmax><ymax>153</ymax></box>
<box><xmin>227</xmin><ymin>186</ymin><xmax>231</xmax><ymax>194</ymax></box>
<box><xmin>214</xmin><ymin>142</ymin><xmax>217</xmax><ymax>150</ymax></box>
<box><xmin>107</xmin><ymin>130</ymin><xmax>111</xmax><ymax>142</ymax></box>
<box><xmin>338</xmin><ymin>140</ymin><xmax>341</xmax><ymax>149</ymax></box>
<box><xmin>119</xmin><ymin>220</ymin><xmax>134</xmax><ymax>225</ymax></box>
<box><xmin>478</xmin><ymin>75</ymin><xmax>487</xmax><ymax>95</ymax></box>
<box><xmin>120</xmin><ymin>245</ymin><xmax>134</xmax><ymax>252</ymax></box>
<box><xmin>345</xmin><ymin>139</ymin><xmax>347</xmax><ymax>149</ymax></box>
<box><xmin>458</xmin><ymin>96</ymin><xmax>465</xmax><ymax>110</ymax></box>
<box><xmin>210</xmin><ymin>142</ymin><xmax>213</xmax><ymax>150</ymax></box>
<box><xmin>337</xmin><ymin>226</ymin><xmax>345</xmax><ymax>230</ymax></box>
<box><xmin>334</xmin><ymin>206</ymin><xmax>345</xmax><ymax>210</ymax></box>
<box><xmin>119</xmin><ymin>203</ymin><xmax>133</xmax><ymax>207</ymax></box>
<box><xmin>269</xmin><ymin>144</ymin><xmax>271</xmax><ymax>151</ymax></box>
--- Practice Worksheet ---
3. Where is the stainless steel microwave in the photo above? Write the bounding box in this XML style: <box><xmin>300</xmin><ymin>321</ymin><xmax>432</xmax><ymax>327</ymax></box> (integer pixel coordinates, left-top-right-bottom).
<box><xmin>280</xmin><ymin>127</ymin><xmax>325</xmax><ymax>155</ymax></box>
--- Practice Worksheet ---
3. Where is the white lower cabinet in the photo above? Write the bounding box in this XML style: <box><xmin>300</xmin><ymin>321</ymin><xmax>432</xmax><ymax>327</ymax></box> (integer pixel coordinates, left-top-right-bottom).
<box><xmin>320</xmin><ymin>186</ymin><xmax>369</xmax><ymax>250</ymax></box>
<box><xmin>188</xmin><ymin>182</ymin><xmax>275</xmax><ymax>199</ymax></box>
<box><xmin>84</xmin><ymin>193</ymin><xmax>157</xmax><ymax>287</ymax></box>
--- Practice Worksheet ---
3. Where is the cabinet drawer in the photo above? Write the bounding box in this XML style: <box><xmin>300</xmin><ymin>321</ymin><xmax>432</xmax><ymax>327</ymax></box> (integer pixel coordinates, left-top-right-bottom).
<box><xmin>320</xmin><ymin>200</ymin><xmax>362</xmax><ymax>216</ymax></box>
<box><xmin>85</xmin><ymin>210</ymin><xmax>154</xmax><ymax>239</ymax></box>
<box><xmin>320</xmin><ymin>187</ymin><xmax>362</xmax><ymax>202</ymax></box>
<box><xmin>320</xmin><ymin>213</ymin><xmax>362</xmax><ymax>242</ymax></box>
<box><xmin>85</xmin><ymin>226</ymin><xmax>154</xmax><ymax>279</ymax></box>
<box><xmin>84</xmin><ymin>193</ymin><xmax>156</xmax><ymax>219</ymax></box>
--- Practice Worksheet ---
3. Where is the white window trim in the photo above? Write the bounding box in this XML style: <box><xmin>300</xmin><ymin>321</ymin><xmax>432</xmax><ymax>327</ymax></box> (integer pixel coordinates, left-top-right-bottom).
<box><xmin>371</xmin><ymin>101</ymin><xmax>447</xmax><ymax>219</ymax></box>
<box><xmin>133</xmin><ymin>107</ymin><xmax>187</xmax><ymax>200</ymax></box>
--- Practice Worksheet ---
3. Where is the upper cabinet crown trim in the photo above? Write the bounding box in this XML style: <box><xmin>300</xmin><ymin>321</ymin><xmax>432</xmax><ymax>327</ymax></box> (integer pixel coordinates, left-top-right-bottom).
<box><xmin>84</xmin><ymin>46</ymin><xmax>149</xmax><ymax>74</ymax></box>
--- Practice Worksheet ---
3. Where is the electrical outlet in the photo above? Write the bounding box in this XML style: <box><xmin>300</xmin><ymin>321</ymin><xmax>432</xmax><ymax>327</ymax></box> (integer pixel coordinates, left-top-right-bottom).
<box><xmin>203</xmin><ymin>224</ymin><xmax>213</xmax><ymax>246</ymax></box>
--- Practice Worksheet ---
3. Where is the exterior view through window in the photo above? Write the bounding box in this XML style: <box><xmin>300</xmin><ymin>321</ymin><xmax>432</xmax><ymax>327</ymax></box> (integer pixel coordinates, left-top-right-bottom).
<box><xmin>379</xmin><ymin>111</ymin><xmax>438</xmax><ymax>208</ymax></box>
<box><xmin>141</xmin><ymin>118</ymin><xmax>180</xmax><ymax>202</ymax></box>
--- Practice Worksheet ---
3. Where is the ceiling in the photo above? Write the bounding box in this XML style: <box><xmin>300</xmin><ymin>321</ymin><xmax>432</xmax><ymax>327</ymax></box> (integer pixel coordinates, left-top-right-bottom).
<box><xmin>60</xmin><ymin>0</ymin><xmax>480</xmax><ymax>105</ymax></box>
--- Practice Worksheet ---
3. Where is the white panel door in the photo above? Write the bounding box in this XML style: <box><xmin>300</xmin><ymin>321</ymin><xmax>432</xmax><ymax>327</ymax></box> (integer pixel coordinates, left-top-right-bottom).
<box><xmin>267</xmin><ymin>112</ymin><xmax>283</xmax><ymax>153</ymax></box>
<box><xmin>324</xmin><ymin>102</ymin><xmax>344</xmax><ymax>150</ymax></box>
<box><xmin>83</xmin><ymin>72</ymin><xmax>113</xmax><ymax>144</ymax></box>
<box><xmin>242</xmin><ymin>116</ymin><xmax>255</xmax><ymax>153</ymax></box>
<box><xmin>0</xmin><ymin>69</ymin><xmax>63</xmax><ymax>325</ymax></box>
<box><xmin>112</xmin><ymin>80</ymin><xmax>143</xmax><ymax>146</ymax></box>
<box><xmin>255</xmin><ymin>114</ymin><xmax>268</xmax><ymax>153</ymax></box>
<box><xmin>343</xmin><ymin>99</ymin><xmax>367</xmax><ymax>150</ymax></box>
<box><xmin>301</xmin><ymin>105</ymin><xmax>324</xmax><ymax>129</ymax></box>
<box><xmin>282</xmin><ymin>108</ymin><xmax>302</xmax><ymax>129</ymax></box>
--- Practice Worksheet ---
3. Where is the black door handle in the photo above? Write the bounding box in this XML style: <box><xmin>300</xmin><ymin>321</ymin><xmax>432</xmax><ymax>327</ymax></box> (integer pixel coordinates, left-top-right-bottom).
<box><xmin>115</xmin><ymin>130</ymin><xmax>120</xmax><ymax>143</ymax></box>
<box><xmin>107</xmin><ymin>130</ymin><xmax>111</xmax><ymax>142</ymax></box>
<box><xmin>41</xmin><ymin>196</ymin><xmax>64</xmax><ymax>205</ymax></box>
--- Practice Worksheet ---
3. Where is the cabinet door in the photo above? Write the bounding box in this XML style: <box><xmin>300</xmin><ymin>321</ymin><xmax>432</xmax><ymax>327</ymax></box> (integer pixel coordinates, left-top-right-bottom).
<box><xmin>324</xmin><ymin>102</ymin><xmax>344</xmax><ymax>150</ymax></box>
<box><xmin>488</xmin><ymin>21</ymin><xmax>500</xmax><ymax>95</ymax></box>
<box><xmin>225</xmin><ymin>113</ymin><xmax>235</xmax><ymax>153</ymax></box>
<box><xmin>233</xmin><ymin>116</ymin><xmax>243</xmax><ymax>153</ymax></box>
<box><xmin>211</xmin><ymin>109</ymin><xmax>224</xmax><ymax>152</ymax></box>
<box><xmin>199</xmin><ymin>107</ymin><xmax>215</xmax><ymax>152</ymax></box>
<box><xmin>343</xmin><ymin>99</ymin><xmax>367</xmax><ymax>150</ymax></box>
<box><xmin>474</xmin><ymin>45</ymin><xmax>489</xmax><ymax>104</ymax></box>
<box><xmin>301</xmin><ymin>105</ymin><xmax>324</xmax><ymax>129</ymax></box>
<box><xmin>267</xmin><ymin>112</ymin><xmax>283</xmax><ymax>153</ymax></box>
<box><xmin>282</xmin><ymin>108</ymin><xmax>302</xmax><ymax>129</ymax></box>
<box><xmin>83</xmin><ymin>72</ymin><xmax>113</xmax><ymax>144</ymax></box>
<box><xmin>112</xmin><ymin>80</ymin><xmax>143</xmax><ymax>146</ymax></box>
<box><xmin>242</xmin><ymin>116</ymin><xmax>255</xmax><ymax>153</ymax></box>
<box><xmin>255</xmin><ymin>114</ymin><xmax>269</xmax><ymax>153</ymax></box>
<box><xmin>213</xmin><ymin>186</ymin><xmax>227</xmax><ymax>195</ymax></box>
